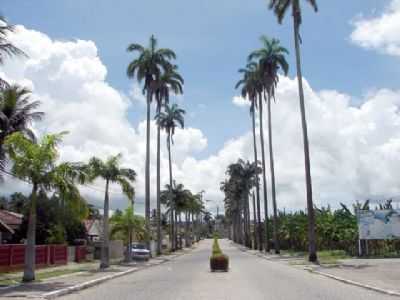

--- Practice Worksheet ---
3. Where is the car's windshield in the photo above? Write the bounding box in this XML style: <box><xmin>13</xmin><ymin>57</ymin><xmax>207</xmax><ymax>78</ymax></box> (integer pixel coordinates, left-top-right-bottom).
<box><xmin>132</xmin><ymin>244</ymin><xmax>146</xmax><ymax>250</ymax></box>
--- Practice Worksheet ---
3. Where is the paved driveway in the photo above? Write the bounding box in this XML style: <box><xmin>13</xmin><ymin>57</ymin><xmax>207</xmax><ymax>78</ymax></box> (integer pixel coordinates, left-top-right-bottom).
<box><xmin>60</xmin><ymin>239</ymin><xmax>393</xmax><ymax>300</ymax></box>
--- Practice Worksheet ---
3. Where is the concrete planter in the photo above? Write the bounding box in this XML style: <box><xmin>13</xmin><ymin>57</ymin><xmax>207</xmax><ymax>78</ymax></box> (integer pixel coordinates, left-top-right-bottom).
<box><xmin>210</xmin><ymin>254</ymin><xmax>229</xmax><ymax>272</ymax></box>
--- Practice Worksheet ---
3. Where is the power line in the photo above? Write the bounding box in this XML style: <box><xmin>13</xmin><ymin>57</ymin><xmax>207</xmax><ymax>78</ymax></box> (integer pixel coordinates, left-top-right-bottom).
<box><xmin>0</xmin><ymin>169</ymin><xmax>131</xmax><ymax>197</ymax></box>
<box><xmin>1</xmin><ymin>169</ymin><xmax>147</xmax><ymax>204</ymax></box>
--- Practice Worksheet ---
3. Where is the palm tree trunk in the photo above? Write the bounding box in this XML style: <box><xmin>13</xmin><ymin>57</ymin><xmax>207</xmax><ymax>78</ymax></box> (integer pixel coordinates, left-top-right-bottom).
<box><xmin>292</xmin><ymin>5</ymin><xmax>317</xmax><ymax>262</ymax></box>
<box><xmin>246</xmin><ymin>194</ymin><xmax>251</xmax><ymax>247</ymax></box>
<box><xmin>100</xmin><ymin>179</ymin><xmax>110</xmax><ymax>269</ymax></box>
<box><xmin>167</xmin><ymin>134</ymin><xmax>175</xmax><ymax>251</ymax></box>
<box><xmin>156</xmin><ymin>114</ymin><xmax>162</xmax><ymax>256</ymax></box>
<box><xmin>252</xmin><ymin>191</ymin><xmax>257</xmax><ymax>250</ymax></box>
<box><xmin>185</xmin><ymin>212</ymin><xmax>190</xmax><ymax>247</ymax></box>
<box><xmin>242</xmin><ymin>199</ymin><xmax>247</xmax><ymax>246</ymax></box>
<box><xmin>126</xmin><ymin>199</ymin><xmax>134</xmax><ymax>262</ymax></box>
<box><xmin>145</xmin><ymin>92</ymin><xmax>151</xmax><ymax>250</ymax></box>
<box><xmin>267</xmin><ymin>96</ymin><xmax>280</xmax><ymax>254</ymax></box>
<box><xmin>170</xmin><ymin>210</ymin><xmax>175</xmax><ymax>251</ymax></box>
<box><xmin>258</xmin><ymin>94</ymin><xmax>270</xmax><ymax>252</ymax></box>
<box><xmin>22</xmin><ymin>183</ymin><xmax>38</xmax><ymax>282</ymax></box>
<box><xmin>251</xmin><ymin>107</ymin><xmax>263</xmax><ymax>251</ymax></box>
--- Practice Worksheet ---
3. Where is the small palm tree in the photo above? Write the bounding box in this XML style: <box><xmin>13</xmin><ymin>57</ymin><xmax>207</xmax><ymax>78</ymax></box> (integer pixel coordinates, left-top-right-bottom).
<box><xmin>4</xmin><ymin>132</ymin><xmax>82</xmax><ymax>282</ymax></box>
<box><xmin>268</xmin><ymin>0</ymin><xmax>318</xmax><ymax>262</ymax></box>
<box><xmin>0</xmin><ymin>16</ymin><xmax>26</xmax><ymax>89</ymax></box>
<box><xmin>110</xmin><ymin>205</ymin><xmax>146</xmax><ymax>262</ymax></box>
<box><xmin>235</xmin><ymin>64</ymin><xmax>264</xmax><ymax>251</ymax></box>
<box><xmin>0</xmin><ymin>85</ymin><xmax>43</xmax><ymax>178</ymax></box>
<box><xmin>126</xmin><ymin>35</ymin><xmax>176</xmax><ymax>248</ymax></box>
<box><xmin>153</xmin><ymin>65</ymin><xmax>184</xmax><ymax>255</ymax></box>
<box><xmin>86</xmin><ymin>154</ymin><xmax>136</xmax><ymax>269</ymax></box>
<box><xmin>155</xmin><ymin>103</ymin><xmax>185</xmax><ymax>250</ymax></box>
<box><xmin>248</xmin><ymin>36</ymin><xmax>289</xmax><ymax>254</ymax></box>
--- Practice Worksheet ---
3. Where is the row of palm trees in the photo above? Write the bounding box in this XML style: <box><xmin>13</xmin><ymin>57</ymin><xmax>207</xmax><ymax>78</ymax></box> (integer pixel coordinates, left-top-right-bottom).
<box><xmin>221</xmin><ymin>159</ymin><xmax>261</xmax><ymax>247</ymax></box>
<box><xmin>126</xmin><ymin>35</ymin><xmax>187</xmax><ymax>254</ymax></box>
<box><xmin>4</xmin><ymin>129</ymin><xmax>137</xmax><ymax>280</ymax></box>
<box><xmin>233</xmin><ymin>0</ymin><xmax>319</xmax><ymax>261</ymax></box>
<box><xmin>160</xmin><ymin>181</ymin><xmax>205</xmax><ymax>249</ymax></box>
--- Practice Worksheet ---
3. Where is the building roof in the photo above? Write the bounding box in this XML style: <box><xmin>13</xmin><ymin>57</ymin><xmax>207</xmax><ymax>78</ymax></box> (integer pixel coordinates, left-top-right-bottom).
<box><xmin>84</xmin><ymin>219</ymin><xmax>102</xmax><ymax>236</ymax></box>
<box><xmin>0</xmin><ymin>210</ymin><xmax>23</xmax><ymax>232</ymax></box>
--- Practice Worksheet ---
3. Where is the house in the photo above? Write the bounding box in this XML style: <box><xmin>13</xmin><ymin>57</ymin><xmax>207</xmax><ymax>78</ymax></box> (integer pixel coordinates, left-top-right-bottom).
<box><xmin>84</xmin><ymin>219</ymin><xmax>103</xmax><ymax>242</ymax></box>
<box><xmin>0</xmin><ymin>210</ymin><xmax>23</xmax><ymax>244</ymax></box>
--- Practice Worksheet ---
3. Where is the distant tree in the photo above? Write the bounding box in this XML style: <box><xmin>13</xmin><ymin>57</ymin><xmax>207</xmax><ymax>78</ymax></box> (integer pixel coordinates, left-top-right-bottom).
<box><xmin>235</xmin><ymin>63</ymin><xmax>264</xmax><ymax>251</ymax></box>
<box><xmin>110</xmin><ymin>206</ymin><xmax>146</xmax><ymax>261</ymax></box>
<box><xmin>0</xmin><ymin>195</ymin><xmax>7</xmax><ymax>209</ymax></box>
<box><xmin>153</xmin><ymin>64</ymin><xmax>184</xmax><ymax>255</ymax></box>
<box><xmin>8</xmin><ymin>192</ymin><xmax>28</xmax><ymax>213</ymax></box>
<box><xmin>156</xmin><ymin>103</ymin><xmax>185</xmax><ymax>250</ymax></box>
<box><xmin>248</xmin><ymin>36</ymin><xmax>289</xmax><ymax>253</ymax></box>
<box><xmin>127</xmin><ymin>35</ymin><xmax>176</xmax><ymax>248</ymax></box>
<box><xmin>85</xmin><ymin>154</ymin><xmax>136</xmax><ymax>269</ymax></box>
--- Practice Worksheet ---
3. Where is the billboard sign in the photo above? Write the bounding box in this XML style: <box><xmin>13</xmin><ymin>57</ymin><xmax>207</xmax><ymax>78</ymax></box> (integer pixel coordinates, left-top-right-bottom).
<box><xmin>358</xmin><ymin>209</ymin><xmax>400</xmax><ymax>240</ymax></box>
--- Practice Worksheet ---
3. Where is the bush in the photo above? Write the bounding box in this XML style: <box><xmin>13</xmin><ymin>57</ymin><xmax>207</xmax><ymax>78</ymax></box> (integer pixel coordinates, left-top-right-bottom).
<box><xmin>212</xmin><ymin>237</ymin><xmax>222</xmax><ymax>255</ymax></box>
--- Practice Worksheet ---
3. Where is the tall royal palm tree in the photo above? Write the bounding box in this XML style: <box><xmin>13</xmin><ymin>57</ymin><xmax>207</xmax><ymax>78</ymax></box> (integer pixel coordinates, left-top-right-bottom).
<box><xmin>235</xmin><ymin>64</ymin><xmax>264</xmax><ymax>251</ymax></box>
<box><xmin>153</xmin><ymin>65</ymin><xmax>184</xmax><ymax>255</ymax></box>
<box><xmin>86</xmin><ymin>154</ymin><xmax>136</xmax><ymax>269</ymax></box>
<box><xmin>268</xmin><ymin>0</ymin><xmax>318</xmax><ymax>262</ymax></box>
<box><xmin>126</xmin><ymin>35</ymin><xmax>176</xmax><ymax>248</ymax></box>
<box><xmin>0</xmin><ymin>85</ymin><xmax>43</xmax><ymax>179</ymax></box>
<box><xmin>0</xmin><ymin>16</ymin><xmax>26</xmax><ymax>89</ymax></box>
<box><xmin>155</xmin><ymin>103</ymin><xmax>185</xmax><ymax>250</ymax></box>
<box><xmin>249</xmin><ymin>36</ymin><xmax>289</xmax><ymax>254</ymax></box>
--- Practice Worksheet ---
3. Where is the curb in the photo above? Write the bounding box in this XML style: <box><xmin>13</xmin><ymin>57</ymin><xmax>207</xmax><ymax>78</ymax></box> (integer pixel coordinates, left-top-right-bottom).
<box><xmin>306</xmin><ymin>268</ymin><xmax>400</xmax><ymax>298</ymax></box>
<box><xmin>42</xmin><ymin>266</ymin><xmax>141</xmax><ymax>299</ymax></box>
<box><xmin>41</xmin><ymin>247</ymin><xmax>195</xmax><ymax>299</ymax></box>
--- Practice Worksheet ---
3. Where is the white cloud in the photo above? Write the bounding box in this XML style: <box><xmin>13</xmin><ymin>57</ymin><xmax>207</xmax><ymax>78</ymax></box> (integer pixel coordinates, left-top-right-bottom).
<box><xmin>3</xmin><ymin>25</ymin><xmax>400</xmax><ymax>217</ymax></box>
<box><xmin>0</xmin><ymin>26</ymin><xmax>207</xmax><ymax>212</ymax></box>
<box><xmin>129</xmin><ymin>83</ymin><xmax>146</xmax><ymax>106</ymax></box>
<box><xmin>232</xmin><ymin>95</ymin><xmax>250</xmax><ymax>107</ymax></box>
<box><xmin>350</xmin><ymin>0</ymin><xmax>400</xmax><ymax>56</ymax></box>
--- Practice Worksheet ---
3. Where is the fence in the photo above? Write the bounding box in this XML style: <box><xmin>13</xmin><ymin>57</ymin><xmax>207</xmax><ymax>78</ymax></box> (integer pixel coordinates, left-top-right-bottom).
<box><xmin>75</xmin><ymin>246</ymin><xmax>87</xmax><ymax>263</ymax></box>
<box><xmin>0</xmin><ymin>244</ymin><xmax>69</xmax><ymax>272</ymax></box>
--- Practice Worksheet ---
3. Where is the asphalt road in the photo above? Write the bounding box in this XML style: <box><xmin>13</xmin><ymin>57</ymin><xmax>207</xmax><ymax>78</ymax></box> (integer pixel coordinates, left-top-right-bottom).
<box><xmin>60</xmin><ymin>239</ymin><xmax>393</xmax><ymax>300</ymax></box>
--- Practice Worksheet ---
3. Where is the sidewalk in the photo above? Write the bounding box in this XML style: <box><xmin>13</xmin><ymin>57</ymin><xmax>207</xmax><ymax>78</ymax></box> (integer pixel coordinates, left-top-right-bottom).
<box><xmin>0</xmin><ymin>248</ymin><xmax>193</xmax><ymax>299</ymax></box>
<box><xmin>235</xmin><ymin>243</ymin><xmax>400</xmax><ymax>297</ymax></box>
<box><xmin>308</xmin><ymin>258</ymin><xmax>400</xmax><ymax>295</ymax></box>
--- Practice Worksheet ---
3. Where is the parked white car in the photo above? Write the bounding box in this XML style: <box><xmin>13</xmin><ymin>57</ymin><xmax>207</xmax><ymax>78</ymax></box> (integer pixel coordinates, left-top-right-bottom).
<box><xmin>131</xmin><ymin>243</ymin><xmax>151</xmax><ymax>261</ymax></box>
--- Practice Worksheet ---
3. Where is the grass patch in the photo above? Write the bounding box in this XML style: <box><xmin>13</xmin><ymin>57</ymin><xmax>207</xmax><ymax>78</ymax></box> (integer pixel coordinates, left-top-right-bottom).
<box><xmin>0</xmin><ymin>268</ymin><xmax>84</xmax><ymax>287</ymax></box>
<box><xmin>282</xmin><ymin>249</ymin><xmax>350</xmax><ymax>265</ymax></box>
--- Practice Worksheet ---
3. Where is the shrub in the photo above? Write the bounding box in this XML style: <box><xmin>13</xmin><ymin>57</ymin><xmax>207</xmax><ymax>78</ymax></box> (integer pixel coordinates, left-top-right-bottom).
<box><xmin>212</xmin><ymin>237</ymin><xmax>222</xmax><ymax>255</ymax></box>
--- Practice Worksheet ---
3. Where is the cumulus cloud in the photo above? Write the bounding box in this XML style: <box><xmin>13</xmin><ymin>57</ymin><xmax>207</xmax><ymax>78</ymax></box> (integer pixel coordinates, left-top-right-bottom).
<box><xmin>1</xmin><ymin>26</ymin><xmax>207</xmax><ymax>212</ymax></box>
<box><xmin>350</xmin><ymin>0</ymin><xmax>400</xmax><ymax>56</ymax></box>
<box><xmin>2</xmin><ymin>25</ymin><xmax>400</xmax><ymax>217</ymax></box>
<box><xmin>232</xmin><ymin>95</ymin><xmax>250</xmax><ymax>107</ymax></box>
<box><xmin>229</xmin><ymin>76</ymin><xmax>400</xmax><ymax>212</ymax></box>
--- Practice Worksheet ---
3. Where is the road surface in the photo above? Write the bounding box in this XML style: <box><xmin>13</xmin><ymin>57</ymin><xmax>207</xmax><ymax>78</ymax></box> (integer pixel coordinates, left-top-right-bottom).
<box><xmin>60</xmin><ymin>239</ymin><xmax>392</xmax><ymax>300</ymax></box>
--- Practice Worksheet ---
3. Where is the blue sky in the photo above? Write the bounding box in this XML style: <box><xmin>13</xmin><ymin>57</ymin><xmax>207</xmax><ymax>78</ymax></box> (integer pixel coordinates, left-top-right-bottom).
<box><xmin>3</xmin><ymin>0</ymin><xmax>397</xmax><ymax>158</ymax></box>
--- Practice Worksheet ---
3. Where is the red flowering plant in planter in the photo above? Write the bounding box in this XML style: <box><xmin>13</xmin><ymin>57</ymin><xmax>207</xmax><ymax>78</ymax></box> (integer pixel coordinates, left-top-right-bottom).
<box><xmin>210</xmin><ymin>237</ymin><xmax>229</xmax><ymax>272</ymax></box>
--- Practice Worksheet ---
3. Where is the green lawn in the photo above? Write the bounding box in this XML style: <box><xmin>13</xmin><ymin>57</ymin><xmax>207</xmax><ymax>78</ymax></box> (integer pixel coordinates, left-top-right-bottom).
<box><xmin>0</xmin><ymin>268</ymin><xmax>85</xmax><ymax>287</ymax></box>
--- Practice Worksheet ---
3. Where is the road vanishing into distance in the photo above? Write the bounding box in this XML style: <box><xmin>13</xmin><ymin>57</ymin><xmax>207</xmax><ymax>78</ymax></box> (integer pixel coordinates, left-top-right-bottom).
<box><xmin>60</xmin><ymin>239</ymin><xmax>392</xmax><ymax>300</ymax></box>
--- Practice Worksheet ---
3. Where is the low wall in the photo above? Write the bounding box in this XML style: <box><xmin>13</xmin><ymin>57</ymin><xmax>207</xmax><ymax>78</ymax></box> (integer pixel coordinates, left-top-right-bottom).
<box><xmin>0</xmin><ymin>244</ymin><xmax>68</xmax><ymax>272</ymax></box>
